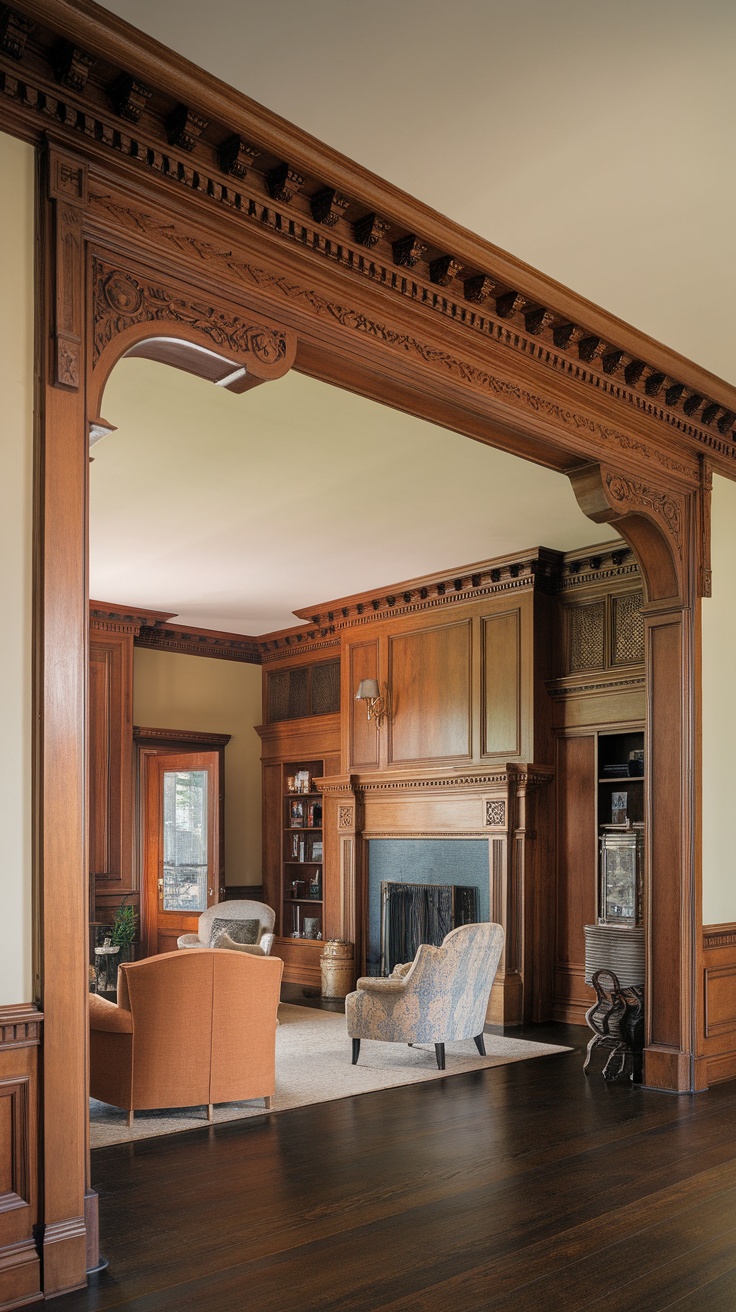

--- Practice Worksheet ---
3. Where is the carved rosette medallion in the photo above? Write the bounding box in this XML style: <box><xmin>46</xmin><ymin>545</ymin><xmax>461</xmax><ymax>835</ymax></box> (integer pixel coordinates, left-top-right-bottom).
<box><xmin>92</xmin><ymin>261</ymin><xmax>292</xmax><ymax>373</ymax></box>
<box><xmin>485</xmin><ymin>800</ymin><xmax>506</xmax><ymax>828</ymax></box>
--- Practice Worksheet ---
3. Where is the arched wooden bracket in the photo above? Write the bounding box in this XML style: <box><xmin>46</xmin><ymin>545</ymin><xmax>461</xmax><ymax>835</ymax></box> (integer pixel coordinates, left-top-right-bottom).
<box><xmin>568</xmin><ymin>462</ymin><xmax>686</xmax><ymax>604</ymax></box>
<box><xmin>88</xmin><ymin>256</ymin><xmax>297</xmax><ymax>419</ymax></box>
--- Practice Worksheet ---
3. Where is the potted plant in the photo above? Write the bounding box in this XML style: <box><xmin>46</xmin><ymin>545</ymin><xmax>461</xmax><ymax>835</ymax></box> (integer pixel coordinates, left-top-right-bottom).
<box><xmin>109</xmin><ymin>898</ymin><xmax>138</xmax><ymax>987</ymax></box>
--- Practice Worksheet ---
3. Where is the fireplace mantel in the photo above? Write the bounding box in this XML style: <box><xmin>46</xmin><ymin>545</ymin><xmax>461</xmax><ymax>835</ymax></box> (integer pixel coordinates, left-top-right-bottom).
<box><xmin>319</xmin><ymin>764</ymin><xmax>554</xmax><ymax>1025</ymax></box>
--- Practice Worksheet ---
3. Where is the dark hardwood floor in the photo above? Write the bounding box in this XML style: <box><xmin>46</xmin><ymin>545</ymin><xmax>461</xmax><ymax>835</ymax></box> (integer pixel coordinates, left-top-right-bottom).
<box><xmin>59</xmin><ymin>1010</ymin><xmax>736</xmax><ymax>1312</ymax></box>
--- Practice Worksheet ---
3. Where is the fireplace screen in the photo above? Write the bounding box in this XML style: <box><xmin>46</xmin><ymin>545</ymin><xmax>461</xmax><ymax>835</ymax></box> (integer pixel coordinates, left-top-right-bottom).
<box><xmin>380</xmin><ymin>881</ymin><xmax>478</xmax><ymax>975</ymax></box>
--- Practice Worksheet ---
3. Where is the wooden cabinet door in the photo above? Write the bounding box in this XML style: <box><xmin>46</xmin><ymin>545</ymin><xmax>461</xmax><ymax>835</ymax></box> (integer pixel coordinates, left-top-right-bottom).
<box><xmin>142</xmin><ymin>750</ymin><xmax>220</xmax><ymax>957</ymax></box>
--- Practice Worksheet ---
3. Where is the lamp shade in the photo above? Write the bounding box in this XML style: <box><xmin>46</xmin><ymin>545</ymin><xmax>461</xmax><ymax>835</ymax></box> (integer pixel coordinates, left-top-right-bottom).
<box><xmin>355</xmin><ymin>678</ymin><xmax>380</xmax><ymax>701</ymax></box>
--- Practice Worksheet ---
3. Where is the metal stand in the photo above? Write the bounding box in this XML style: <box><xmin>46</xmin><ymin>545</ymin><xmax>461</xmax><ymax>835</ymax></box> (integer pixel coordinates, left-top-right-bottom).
<box><xmin>583</xmin><ymin>968</ymin><xmax>644</xmax><ymax>1083</ymax></box>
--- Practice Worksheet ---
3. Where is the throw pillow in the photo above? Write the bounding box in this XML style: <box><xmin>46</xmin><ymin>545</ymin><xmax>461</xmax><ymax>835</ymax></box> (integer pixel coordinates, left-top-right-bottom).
<box><xmin>209</xmin><ymin>917</ymin><xmax>261</xmax><ymax>948</ymax></box>
<box><xmin>217</xmin><ymin>932</ymin><xmax>264</xmax><ymax>955</ymax></box>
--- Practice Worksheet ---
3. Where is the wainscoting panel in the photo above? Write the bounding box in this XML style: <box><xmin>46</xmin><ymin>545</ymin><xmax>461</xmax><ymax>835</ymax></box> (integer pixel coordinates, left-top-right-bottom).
<box><xmin>388</xmin><ymin>620</ymin><xmax>472</xmax><ymax>765</ymax></box>
<box><xmin>0</xmin><ymin>1006</ymin><xmax>42</xmax><ymax>1310</ymax></box>
<box><xmin>702</xmin><ymin>924</ymin><xmax>736</xmax><ymax>1084</ymax></box>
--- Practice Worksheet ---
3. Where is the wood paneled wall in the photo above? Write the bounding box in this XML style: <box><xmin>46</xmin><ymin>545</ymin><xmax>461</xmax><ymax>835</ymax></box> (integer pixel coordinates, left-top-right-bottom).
<box><xmin>700</xmin><ymin>925</ymin><xmax>736</xmax><ymax>1085</ymax></box>
<box><xmin>0</xmin><ymin>1006</ymin><xmax>42</xmax><ymax>1309</ymax></box>
<box><xmin>342</xmin><ymin>588</ymin><xmax>543</xmax><ymax>774</ymax></box>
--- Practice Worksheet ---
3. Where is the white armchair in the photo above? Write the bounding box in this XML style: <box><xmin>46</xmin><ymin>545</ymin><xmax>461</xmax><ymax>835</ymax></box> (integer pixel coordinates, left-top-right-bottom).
<box><xmin>177</xmin><ymin>900</ymin><xmax>276</xmax><ymax>956</ymax></box>
<box><xmin>346</xmin><ymin>921</ymin><xmax>504</xmax><ymax>1070</ymax></box>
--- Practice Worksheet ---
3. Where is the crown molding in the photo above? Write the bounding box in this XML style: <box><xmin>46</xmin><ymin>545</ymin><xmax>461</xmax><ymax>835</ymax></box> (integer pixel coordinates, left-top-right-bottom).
<box><xmin>1</xmin><ymin>0</ymin><xmax>735</xmax><ymax>476</ymax></box>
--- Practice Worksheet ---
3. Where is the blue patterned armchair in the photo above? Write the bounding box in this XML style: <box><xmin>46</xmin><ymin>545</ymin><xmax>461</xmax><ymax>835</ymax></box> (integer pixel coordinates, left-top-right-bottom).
<box><xmin>345</xmin><ymin>921</ymin><xmax>505</xmax><ymax>1070</ymax></box>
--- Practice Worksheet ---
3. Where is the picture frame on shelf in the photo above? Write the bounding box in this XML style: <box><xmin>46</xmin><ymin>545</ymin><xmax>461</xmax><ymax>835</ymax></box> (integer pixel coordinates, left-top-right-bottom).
<box><xmin>289</xmin><ymin>799</ymin><xmax>305</xmax><ymax>827</ymax></box>
<box><xmin>306</xmin><ymin>799</ymin><xmax>322</xmax><ymax>828</ymax></box>
<box><xmin>311</xmin><ymin>839</ymin><xmax>323</xmax><ymax>862</ymax></box>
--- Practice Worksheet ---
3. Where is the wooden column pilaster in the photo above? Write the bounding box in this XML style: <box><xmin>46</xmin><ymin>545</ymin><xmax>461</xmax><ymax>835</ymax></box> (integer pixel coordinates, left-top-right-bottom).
<box><xmin>570</xmin><ymin>462</ymin><xmax>703</xmax><ymax>1093</ymax></box>
<box><xmin>37</xmin><ymin>141</ymin><xmax>90</xmax><ymax>1295</ymax></box>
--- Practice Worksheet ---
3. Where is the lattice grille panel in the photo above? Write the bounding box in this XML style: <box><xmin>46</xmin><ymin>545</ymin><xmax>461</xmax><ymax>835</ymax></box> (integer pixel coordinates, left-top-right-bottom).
<box><xmin>612</xmin><ymin>592</ymin><xmax>644</xmax><ymax>665</ymax></box>
<box><xmin>268</xmin><ymin>659</ymin><xmax>340</xmax><ymax>721</ymax></box>
<box><xmin>569</xmin><ymin>601</ymin><xmax>606</xmax><ymax>672</ymax></box>
<box><xmin>311</xmin><ymin>659</ymin><xmax>340</xmax><ymax>715</ymax></box>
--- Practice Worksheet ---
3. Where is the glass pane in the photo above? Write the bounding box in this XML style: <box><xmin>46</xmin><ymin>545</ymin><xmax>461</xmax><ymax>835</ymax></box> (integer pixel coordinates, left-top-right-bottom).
<box><xmin>162</xmin><ymin>770</ymin><xmax>208</xmax><ymax>912</ymax></box>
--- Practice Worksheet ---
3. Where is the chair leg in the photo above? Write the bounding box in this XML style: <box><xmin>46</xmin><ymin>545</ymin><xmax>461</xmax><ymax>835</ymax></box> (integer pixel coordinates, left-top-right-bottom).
<box><xmin>435</xmin><ymin>1043</ymin><xmax>445</xmax><ymax>1071</ymax></box>
<box><xmin>474</xmin><ymin>1033</ymin><xmax>486</xmax><ymax>1057</ymax></box>
<box><xmin>207</xmin><ymin>1104</ymin><xmax>214</xmax><ymax>1122</ymax></box>
<box><xmin>264</xmin><ymin>1095</ymin><xmax>272</xmax><ymax>1110</ymax></box>
<box><xmin>127</xmin><ymin>1110</ymin><xmax>134</xmax><ymax>1128</ymax></box>
<box><xmin>352</xmin><ymin>1038</ymin><xmax>361</xmax><ymax>1065</ymax></box>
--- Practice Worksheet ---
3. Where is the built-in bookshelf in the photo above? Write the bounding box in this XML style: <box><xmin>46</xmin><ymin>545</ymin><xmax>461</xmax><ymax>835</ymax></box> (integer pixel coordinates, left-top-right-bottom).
<box><xmin>281</xmin><ymin>759</ymin><xmax>324</xmax><ymax>942</ymax></box>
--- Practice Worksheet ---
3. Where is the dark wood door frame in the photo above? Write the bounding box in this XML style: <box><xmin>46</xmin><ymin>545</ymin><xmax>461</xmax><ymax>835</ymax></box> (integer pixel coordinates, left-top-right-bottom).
<box><xmin>3</xmin><ymin>0</ymin><xmax>735</xmax><ymax>1296</ymax></box>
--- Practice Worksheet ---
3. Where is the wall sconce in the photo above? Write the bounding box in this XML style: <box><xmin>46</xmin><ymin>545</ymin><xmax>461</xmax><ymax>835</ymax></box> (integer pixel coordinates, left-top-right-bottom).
<box><xmin>355</xmin><ymin>678</ymin><xmax>392</xmax><ymax>727</ymax></box>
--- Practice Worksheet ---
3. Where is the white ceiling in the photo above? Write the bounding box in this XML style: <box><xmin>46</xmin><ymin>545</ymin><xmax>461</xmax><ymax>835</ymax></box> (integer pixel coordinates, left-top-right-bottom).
<box><xmin>98</xmin><ymin>0</ymin><xmax>735</xmax><ymax>384</ymax></box>
<box><xmin>89</xmin><ymin>0</ymin><xmax>733</xmax><ymax>633</ymax></box>
<box><xmin>89</xmin><ymin>360</ymin><xmax>611</xmax><ymax>633</ymax></box>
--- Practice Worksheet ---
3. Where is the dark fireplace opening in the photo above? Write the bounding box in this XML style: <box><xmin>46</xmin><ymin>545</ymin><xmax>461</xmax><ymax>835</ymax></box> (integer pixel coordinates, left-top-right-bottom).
<box><xmin>366</xmin><ymin>839</ymin><xmax>489</xmax><ymax>976</ymax></box>
<box><xmin>381</xmin><ymin>881</ymin><xmax>479</xmax><ymax>975</ymax></box>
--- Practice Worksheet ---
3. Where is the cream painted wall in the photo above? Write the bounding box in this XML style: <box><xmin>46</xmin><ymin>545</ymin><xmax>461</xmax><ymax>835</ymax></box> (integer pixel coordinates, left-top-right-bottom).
<box><xmin>0</xmin><ymin>132</ymin><xmax>34</xmax><ymax>1004</ymax></box>
<box><xmin>132</xmin><ymin>648</ymin><xmax>263</xmax><ymax>886</ymax></box>
<box><xmin>702</xmin><ymin>473</ymin><xmax>736</xmax><ymax>926</ymax></box>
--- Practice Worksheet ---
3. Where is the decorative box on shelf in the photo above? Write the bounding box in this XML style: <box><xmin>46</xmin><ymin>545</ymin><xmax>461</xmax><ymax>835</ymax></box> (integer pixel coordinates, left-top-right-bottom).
<box><xmin>599</xmin><ymin>823</ymin><xmax>644</xmax><ymax>926</ymax></box>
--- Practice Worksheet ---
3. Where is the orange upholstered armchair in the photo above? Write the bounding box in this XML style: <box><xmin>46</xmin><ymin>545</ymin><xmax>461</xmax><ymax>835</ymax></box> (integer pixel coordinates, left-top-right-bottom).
<box><xmin>89</xmin><ymin>949</ymin><xmax>283</xmax><ymax>1124</ymax></box>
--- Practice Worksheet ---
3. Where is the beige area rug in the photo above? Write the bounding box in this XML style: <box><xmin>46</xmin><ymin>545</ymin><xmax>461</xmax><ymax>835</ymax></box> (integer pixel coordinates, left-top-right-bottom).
<box><xmin>90</xmin><ymin>1003</ymin><xmax>570</xmax><ymax>1148</ymax></box>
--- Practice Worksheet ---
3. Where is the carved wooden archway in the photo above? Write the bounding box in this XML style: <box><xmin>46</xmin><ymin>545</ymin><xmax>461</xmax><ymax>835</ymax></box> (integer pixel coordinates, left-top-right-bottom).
<box><xmin>4</xmin><ymin>0</ymin><xmax>734</xmax><ymax>1298</ymax></box>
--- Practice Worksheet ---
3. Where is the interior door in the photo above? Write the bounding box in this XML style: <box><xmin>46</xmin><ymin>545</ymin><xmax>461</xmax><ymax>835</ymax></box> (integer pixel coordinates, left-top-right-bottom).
<box><xmin>143</xmin><ymin>750</ymin><xmax>220</xmax><ymax>956</ymax></box>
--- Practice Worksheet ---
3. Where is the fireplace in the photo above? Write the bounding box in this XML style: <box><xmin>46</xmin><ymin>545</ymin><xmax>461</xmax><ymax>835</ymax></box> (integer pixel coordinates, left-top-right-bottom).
<box><xmin>320</xmin><ymin>764</ymin><xmax>553</xmax><ymax>1025</ymax></box>
<box><xmin>366</xmin><ymin>838</ymin><xmax>489</xmax><ymax>976</ymax></box>
<box><xmin>380</xmin><ymin>879</ymin><xmax>479</xmax><ymax>975</ymax></box>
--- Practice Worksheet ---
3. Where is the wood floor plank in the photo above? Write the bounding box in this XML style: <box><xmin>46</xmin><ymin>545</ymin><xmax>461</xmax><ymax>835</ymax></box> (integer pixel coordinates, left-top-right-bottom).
<box><xmin>54</xmin><ymin>1023</ymin><xmax>736</xmax><ymax>1312</ymax></box>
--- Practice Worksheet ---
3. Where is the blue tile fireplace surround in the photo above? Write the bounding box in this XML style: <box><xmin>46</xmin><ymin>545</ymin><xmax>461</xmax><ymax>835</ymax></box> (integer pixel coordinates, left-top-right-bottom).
<box><xmin>366</xmin><ymin>839</ymin><xmax>490</xmax><ymax>976</ymax></box>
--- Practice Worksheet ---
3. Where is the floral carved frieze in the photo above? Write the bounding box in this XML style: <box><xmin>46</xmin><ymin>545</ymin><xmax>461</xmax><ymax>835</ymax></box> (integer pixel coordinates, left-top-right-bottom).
<box><xmin>91</xmin><ymin>260</ymin><xmax>296</xmax><ymax>378</ymax></box>
<box><xmin>86</xmin><ymin>194</ymin><xmax>695</xmax><ymax>483</ymax></box>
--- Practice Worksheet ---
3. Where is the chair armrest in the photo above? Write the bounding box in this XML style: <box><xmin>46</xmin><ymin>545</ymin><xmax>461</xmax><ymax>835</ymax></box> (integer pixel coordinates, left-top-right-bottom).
<box><xmin>354</xmin><ymin>975</ymin><xmax>409</xmax><ymax>994</ymax></box>
<box><xmin>260</xmin><ymin>932</ymin><xmax>275</xmax><ymax>955</ymax></box>
<box><xmin>177</xmin><ymin>933</ymin><xmax>204</xmax><ymax>949</ymax></box>
<box><xmin>89</xmin><ymin>992</ymin><xmax>133</xmax><ymax>1033</ymax></box>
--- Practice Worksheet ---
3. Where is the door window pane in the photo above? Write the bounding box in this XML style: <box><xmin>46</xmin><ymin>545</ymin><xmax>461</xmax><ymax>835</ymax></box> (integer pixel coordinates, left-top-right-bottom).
<box><xmin>162</xmin><ymin>770</ymin><xmax>208</xmax><ymax>911</ymax></box>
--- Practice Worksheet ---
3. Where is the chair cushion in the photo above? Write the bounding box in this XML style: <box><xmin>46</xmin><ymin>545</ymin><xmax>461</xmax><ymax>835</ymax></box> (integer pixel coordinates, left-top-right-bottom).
<box><xmin>209</xmin><ymin>916</ymin><xmax>261</xmax><ymax>948</ymax></box>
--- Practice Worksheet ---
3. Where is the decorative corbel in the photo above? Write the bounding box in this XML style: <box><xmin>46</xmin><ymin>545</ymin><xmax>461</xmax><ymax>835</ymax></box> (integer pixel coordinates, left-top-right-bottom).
<box><xmin>353</xmin><ymin>212</ymin><xmax>389</xmax><ymax>248</ymax></box>
<box><xmin>218</xmin><ymin>133</ymin><xmax>260</xmax><ymax>180</ymax></box>
<box><xmin>310</xmin><ymin>187</ymin><xmax>350</xmax><ymax>227</ymax></box>
<box><xmin>0</xmin><ymin>6</ymin><xmax>33</xmax><ymax>60</ymax></box>
<box><xmin>392</xmin><ymin>234</ymin><xmax>426</xmax><ymax>268</ymax></box>
<box><xmin>568</xmin><ymin>462</ymin><xmax>685</xmax><ymax>604</ymax></box>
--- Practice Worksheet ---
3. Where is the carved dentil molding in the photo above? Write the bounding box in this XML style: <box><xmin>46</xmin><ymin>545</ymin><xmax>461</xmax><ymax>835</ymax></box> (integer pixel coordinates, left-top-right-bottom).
<box><xmin>0</xmin><ymin>15</ymin><xmax>733</xmax><ymax>467</ymax></box>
